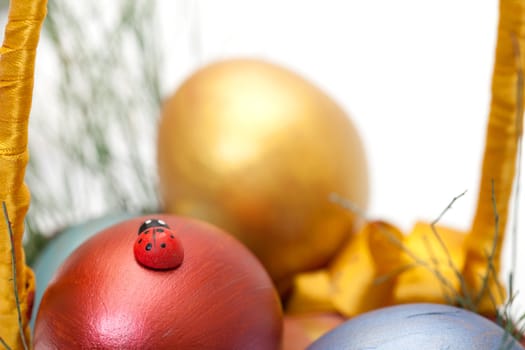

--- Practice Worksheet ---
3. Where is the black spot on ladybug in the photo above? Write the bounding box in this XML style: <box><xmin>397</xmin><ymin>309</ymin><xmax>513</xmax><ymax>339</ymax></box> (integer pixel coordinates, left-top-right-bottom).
<box><xmin>156</xmin><ymin>228</ymin><xmax>165</xmax><ymax>233</ymax></box>
<box><xmin>161</xmin><ymin>243</ymin><xmax>166</xmax><ymax>248</ymax></box>
<box><xmin>145</xmin><ymin>243</ymin><xmax>152</xmax><ymax>251</ymax></box>
<box><xmin>170</xmin><ymin>234</ymin><xmax>175</xmax><ymax>239</ymax></box>
<box><xmin>138</xmin><ymin>238</ymin><xmax>142</xmax><ymax>244</ymax></box>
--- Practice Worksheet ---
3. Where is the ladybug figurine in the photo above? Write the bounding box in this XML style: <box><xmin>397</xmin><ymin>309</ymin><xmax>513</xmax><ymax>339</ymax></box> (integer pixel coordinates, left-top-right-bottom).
<box><xmin>133</xmin><ymin>218</ymin><xmax>184</xmax><ymax>270</ymax></box>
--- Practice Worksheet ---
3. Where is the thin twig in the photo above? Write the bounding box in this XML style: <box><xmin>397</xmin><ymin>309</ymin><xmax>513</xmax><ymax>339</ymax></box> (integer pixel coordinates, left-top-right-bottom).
<box><xmin>0</xmin><ymin>337</ymin><xmax>12</xmax><ymax>350</ymax></box>
<box><xmin>332</xmin><ymin>191</ymin><xmax>463</xmax><ymax>302</ymax></box>
<box><xmin>375</xmin><ymin>219</ymin><xmax>462</xmax><ymax>299</ymax></box>
<box><xmin>422</xmin><ymin>233</ymin><xmax>457</xmax><ymax>303</ymax></box>
<box><xmin>373</xmin><ymin>263</ymin><xmax>418</xmax><ymax>285</ymax></box>
<box><xmin>473</xmin><ymin>179</ymin><xmax>501</xmax><ymax>308</ymax></box>
<box><xmin>26</xmin><ymin>0</ymin><xmax>163</xmax><ymax>256</ymax></box>
<box><xmin>2</xmin><ymin>202</ymin><xmax>29</xmax><ymax>350</ymax></box>
<box><xmin>429</xmin><ymin>190</ymin><xmax>472</xmax><ymax>307</ymax></box>
<box><xmin>500</xmin><ymin>287</ymin><xmax>524</xmax><ymax>342</ymax></box>
<box><xmin>430</xmin><ymin>190</ymin><xmax>468</xmax><ymax>227</ymax></box>
<box><xmin>329</xmin><ymin>192</ymin><xmax>367</xmax><ymax>218</ymax></box>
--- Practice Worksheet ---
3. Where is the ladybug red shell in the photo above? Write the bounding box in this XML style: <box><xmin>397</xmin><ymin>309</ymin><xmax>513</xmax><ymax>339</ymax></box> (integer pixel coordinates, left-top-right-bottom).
<box><xmin>133</xmin><ymin>219</ymin><xmax>184</xmax><ymax>270</ymax></box>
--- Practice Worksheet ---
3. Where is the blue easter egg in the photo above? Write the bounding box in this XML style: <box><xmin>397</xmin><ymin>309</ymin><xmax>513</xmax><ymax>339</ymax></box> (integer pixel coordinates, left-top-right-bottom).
<box><xmin>30</xmin><ymin>212</ymin><xmax>135</xmax><ymax>330</ymax></box>
<box><xmin>307</xmin><ymin>303</ymin><xmax>524</xmax><ymax>350</ymax></box>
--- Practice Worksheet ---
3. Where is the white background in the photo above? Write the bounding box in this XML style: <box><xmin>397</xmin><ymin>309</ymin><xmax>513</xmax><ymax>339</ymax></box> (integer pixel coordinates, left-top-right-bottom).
<box><xmin>3</xmin><ymin>0</ymin><xmax>524</xmax><ymax>315</ymax></box>
<box><xmin>156</xmin><ymin>0</ymin><xmax>500</xmax><ymax>233</ymax></box>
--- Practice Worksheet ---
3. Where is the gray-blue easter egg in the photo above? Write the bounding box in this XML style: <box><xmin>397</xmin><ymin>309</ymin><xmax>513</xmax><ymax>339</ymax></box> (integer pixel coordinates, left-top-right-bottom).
<box><xmin>307</xmin><ymin>303</ymin><xmax>524</xmax><ymax>350</ymax></box>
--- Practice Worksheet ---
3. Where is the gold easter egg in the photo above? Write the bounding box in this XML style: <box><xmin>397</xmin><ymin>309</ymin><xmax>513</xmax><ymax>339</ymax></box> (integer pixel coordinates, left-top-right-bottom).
<box><xmin>157</xmin><ymin>58</ymin><xmax>369</xmax><ymax>294</ymax></box>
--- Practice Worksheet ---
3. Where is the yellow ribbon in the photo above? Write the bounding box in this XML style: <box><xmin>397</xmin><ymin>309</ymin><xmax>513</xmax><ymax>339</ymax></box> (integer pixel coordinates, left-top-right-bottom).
<box><xmin>463</xmin><ymin>0</ymin><xmax>525</xmax><ymax>312</ymax></box>
<box><xmin>0</xmin><ymin>0</ymin><xmax>47</xmax><ymax>349</ymax></box>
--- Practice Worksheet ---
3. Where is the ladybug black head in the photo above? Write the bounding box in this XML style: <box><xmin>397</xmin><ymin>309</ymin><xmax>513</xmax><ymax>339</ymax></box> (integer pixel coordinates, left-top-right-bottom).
<box><xmin>138</xmin><ymin>219</ymin><xmax>170</xmax><ymax>235</ymax></box>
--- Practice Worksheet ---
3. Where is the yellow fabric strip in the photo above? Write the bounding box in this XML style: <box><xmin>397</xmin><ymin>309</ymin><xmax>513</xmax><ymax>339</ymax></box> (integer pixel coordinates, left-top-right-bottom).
<box><xmin>463</xmin><ymin>0</ymin><xmax>525</xmax><ymax>314</ymax></box>
<box><xmin>0</xmin><ymin>0</ymin><xmax>47</xmax><ymax>349</ymax></box>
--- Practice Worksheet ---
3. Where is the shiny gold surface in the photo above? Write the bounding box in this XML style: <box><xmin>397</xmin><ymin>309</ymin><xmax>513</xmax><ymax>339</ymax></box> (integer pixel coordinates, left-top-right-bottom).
<box><xmin>157</xmin><ymin>58</ymin><xmax>369</xmax><ymax>292</ymax></box>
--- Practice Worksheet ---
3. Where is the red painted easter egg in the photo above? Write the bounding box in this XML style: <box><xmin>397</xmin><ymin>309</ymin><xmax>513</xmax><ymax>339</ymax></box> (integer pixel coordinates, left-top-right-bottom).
<box><xmin>34</xmin><ymin>215</ymin><xmax>282</xmax><ymax>349</ymax></box>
